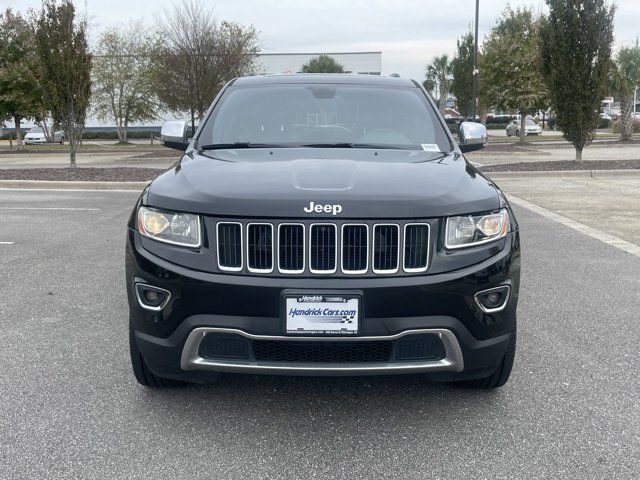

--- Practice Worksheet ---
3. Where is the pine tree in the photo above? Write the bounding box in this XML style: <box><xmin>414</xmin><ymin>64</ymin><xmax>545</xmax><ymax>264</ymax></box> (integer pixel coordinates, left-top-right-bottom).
<box><xmin>541</xmin><ymin>0</ymin><xmax>615</xmax><ymax>160</ymax></box>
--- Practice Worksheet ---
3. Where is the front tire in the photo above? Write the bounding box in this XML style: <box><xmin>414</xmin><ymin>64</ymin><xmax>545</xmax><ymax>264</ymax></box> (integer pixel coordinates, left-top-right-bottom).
<box><xmin>456</xmin><ymin>324</ymin><xmax>516</xmax><ymax>389</ymax></box>
<box><xmin>129</xmin><ymin>325</ymin><xmax>184</xmax><ymax>388</ymax></box>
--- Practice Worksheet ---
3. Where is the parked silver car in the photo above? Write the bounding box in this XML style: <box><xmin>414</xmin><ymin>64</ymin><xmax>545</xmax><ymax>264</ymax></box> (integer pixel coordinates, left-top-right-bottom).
<box><xmin>24</xmin><ymin>125</ymin><xmax>64</xmax><ymax>144</ymax></box>
<box><xmin>506</xmin><ymin>118</ymin><xmax>542</xmax><ymax>137</ymax></box>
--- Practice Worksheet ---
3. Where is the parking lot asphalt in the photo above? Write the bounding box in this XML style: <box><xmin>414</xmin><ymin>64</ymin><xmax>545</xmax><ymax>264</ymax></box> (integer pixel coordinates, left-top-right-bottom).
<box><xmin>1</xmin><ymin>189</ymin><xmax>639</xmax><ymax>479</ymax></box>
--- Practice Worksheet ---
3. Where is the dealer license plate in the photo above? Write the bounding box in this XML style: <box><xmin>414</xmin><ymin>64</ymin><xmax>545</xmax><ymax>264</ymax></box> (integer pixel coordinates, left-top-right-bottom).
<box><xmin>285</xmin><ymin>294</ymin><xmax>359</xmax><ymax>335</ymax></box>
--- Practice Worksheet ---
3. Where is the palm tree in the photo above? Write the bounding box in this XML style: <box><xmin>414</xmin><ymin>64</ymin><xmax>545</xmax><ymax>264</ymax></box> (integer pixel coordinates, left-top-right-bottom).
<box><xmin>610</xmin><ymin>46</ymin><xmax>640</xmax><ymax>141</ymax></box>
<box><xmin>425</xmin><ymin>54</ymin><xmax>452</xmax><ymax>115</ymax></box>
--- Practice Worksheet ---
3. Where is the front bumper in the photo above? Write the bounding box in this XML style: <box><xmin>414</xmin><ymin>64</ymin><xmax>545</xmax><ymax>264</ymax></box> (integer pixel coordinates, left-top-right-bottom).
<box><xmin>127</xmin><ymin>228</ymin><xmax>520</xmax><ymax>381</ymax></box>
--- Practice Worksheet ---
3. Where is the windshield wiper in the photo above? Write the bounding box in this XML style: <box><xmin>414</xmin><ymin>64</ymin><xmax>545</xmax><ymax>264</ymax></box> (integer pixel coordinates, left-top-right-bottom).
<box><xmin>198</xmin><ymin>142</ymin><xmax>293</xmax><ymax>151</ymax></box>
<box><xmin>301</xmin><ymin>142</ymin><xmax>417</xmax><ymax>150</ymax></box>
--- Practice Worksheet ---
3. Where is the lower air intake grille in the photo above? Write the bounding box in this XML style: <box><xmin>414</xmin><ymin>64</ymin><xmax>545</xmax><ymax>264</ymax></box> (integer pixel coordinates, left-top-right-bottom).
<box><xmin>217</xmin><ymin>223</ymin><xmax>242</xmax><ymax>270</ymax></box>
<box><xmin>373</xmin><ymin>225</ymin><xmax>399</xmax><ymax>272</ymax></box>
<box><xmin>404</xmin><ymin>224</ymin><xmax>430</xmax><ymax>271</ymax></box>
<box><xmin>247</xmin><ymin>224</ymin><xmax>273</xmax><ymax>272</ymax></box>
<box><xmin>253</xmin><ymin>340</ymin><xmax>392</xmax><ymax>363</ymax></box>
<box><xmin>342</xmin><ymin>225</ymin><xmax>368</xmax><ymax>273</ymax></box>
<box><xmin>279</xmin><ymin>224</ymin><xmax>304</xmax><ymax>272</ymax></box>
<box><xmin>199</xmin><ymin>335</ymin><xmax>250</xmax><ymax>360</ymax></box>
<box><xmin>395</xmin><ymin>335</ymin><xmax>446</xmax><ymax>361</ymax></box>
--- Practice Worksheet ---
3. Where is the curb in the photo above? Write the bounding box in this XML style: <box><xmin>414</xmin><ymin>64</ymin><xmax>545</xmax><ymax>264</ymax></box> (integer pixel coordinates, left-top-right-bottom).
<box><xmin>484</xmin><ymin>169</ymin><xmax>640</xmax><ymax>179</ymax></box>
<box><xmin>0</xmin><ymin>179</ymin><xmax>149</xmax><ymax>190</ymax></box>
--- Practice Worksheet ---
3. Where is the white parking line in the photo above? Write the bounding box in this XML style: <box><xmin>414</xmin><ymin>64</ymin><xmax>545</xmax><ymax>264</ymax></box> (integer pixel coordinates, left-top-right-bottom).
<box><xmin>0</xmin><ymin>241</ymin><xmax>15</xmax><ymax>245</ymax></box>
<box><xmin>0</xmin><ymin>188</ymin><xmax>141</xmax><ymax>193</ymax></box>
<box><xmin>508</xmin><ymin>194</ymin><xmax>640</xmax><ymax>259</ymax></box>
<box><xmin>0</xmin><ymin>207</ymin><xmax>101</xmax><ymax>211</ymax></box>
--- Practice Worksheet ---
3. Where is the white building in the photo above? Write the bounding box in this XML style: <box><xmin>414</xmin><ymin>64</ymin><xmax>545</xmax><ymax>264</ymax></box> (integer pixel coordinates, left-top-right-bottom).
<box><xmin>256</xmin><ymin>51</ymin><xmax>382</xmax><ymax>75</ymax></box>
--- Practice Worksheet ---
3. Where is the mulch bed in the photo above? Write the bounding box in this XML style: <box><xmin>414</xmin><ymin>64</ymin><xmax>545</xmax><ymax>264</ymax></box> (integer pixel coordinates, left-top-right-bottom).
<box><xmin>130</xmin><ymin>150</ymin><xmax>183</xmax><ymax>159</ymax></box>
<box><xmin>480</xmin><ymin>159</ymin><xmax>640</xmax><ymax>172</ymax></box>
<box><xmin>0</xmin><ymin>167</ymin><xmax>167</xmax><ymax>182</ymax></box>
<box><xmin>483</xmin><ymin>143</ymin><xmax>543</xmax><ymax>153</ymax></box>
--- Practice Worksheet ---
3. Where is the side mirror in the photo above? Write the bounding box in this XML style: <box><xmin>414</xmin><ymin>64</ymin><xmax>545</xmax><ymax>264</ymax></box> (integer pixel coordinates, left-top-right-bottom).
<box><xmin>458</xmin><ymin>121</ymin><xmax>488</xmax><ymax>153</ymax></box>
<box><xmin>160</xmin><ymin>120</ymin><xmax>190</xmax><ymax>151</ymax></box>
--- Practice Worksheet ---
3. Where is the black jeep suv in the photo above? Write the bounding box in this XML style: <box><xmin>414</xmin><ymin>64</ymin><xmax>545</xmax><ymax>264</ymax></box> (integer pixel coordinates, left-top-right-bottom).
<box><xmin>126</xmin><ymin>74</ymin><xmax>520</xmax><ymax>389</ymax></box>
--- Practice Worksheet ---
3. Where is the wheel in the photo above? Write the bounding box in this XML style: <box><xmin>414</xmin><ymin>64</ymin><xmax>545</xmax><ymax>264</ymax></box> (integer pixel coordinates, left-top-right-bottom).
<box><xmin>515</xmin><ymin>130</ymin><xmax>520</xmax><ymax>137</ymax></box>
<box><xmin>129</xmin><ymin>325</ymin><xmax>184</xmax><ymax>388</ymax></box>
<box><xmin>456</xmin><ymin>323</ymin><xmax>516</xmax><ymax>389</ymax></box>
<box><xmin>59</xmin><ymin>136</ymin><xmax>64</xmax><ymax>145</ymax></box>
<box><xmin>506</xmin><ymin>130</ymin><xmax>511</xmax><ymax>137</ymax></box>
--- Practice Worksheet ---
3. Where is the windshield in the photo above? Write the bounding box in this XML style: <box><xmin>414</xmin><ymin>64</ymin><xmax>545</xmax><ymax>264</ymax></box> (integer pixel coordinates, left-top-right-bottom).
<box><xmin>29</xmin><ymin>126</ymin><xmax>44</xmax><ymax>133</ymax></box>
<box><xmin>198</xmin><ymin>84</ymin><xmax>451</xmax><ymax>152</ymax></box>
<box><xmin>525</xmin><ymin>119</ymin><xmax>537</xmax><ymax>126</ymax></box>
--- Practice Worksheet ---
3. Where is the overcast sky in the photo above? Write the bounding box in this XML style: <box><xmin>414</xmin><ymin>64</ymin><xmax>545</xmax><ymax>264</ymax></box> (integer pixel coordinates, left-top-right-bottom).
<box><xmin>4</xmin><ymin>0</ymin><xmax>639</xmax><ymax>82</ymax></box>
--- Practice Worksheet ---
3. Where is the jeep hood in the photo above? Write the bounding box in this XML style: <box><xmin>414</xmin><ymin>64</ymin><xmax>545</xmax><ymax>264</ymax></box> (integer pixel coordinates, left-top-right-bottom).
<box><xmin>146</xmin><ymin>149</ymin><xmax>500</xmax><ymax>218</ymax></box>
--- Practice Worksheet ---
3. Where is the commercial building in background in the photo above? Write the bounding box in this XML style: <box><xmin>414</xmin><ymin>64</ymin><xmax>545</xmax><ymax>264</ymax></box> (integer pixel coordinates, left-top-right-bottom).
<box><xmin>256</xmin><ymin>51</ymin><xmax>382</xmax><ymax>75</ymax></box>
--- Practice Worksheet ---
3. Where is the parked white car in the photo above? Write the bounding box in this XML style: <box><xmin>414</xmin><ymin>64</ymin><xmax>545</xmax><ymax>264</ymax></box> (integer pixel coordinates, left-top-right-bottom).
<box><xmin>506</xmin><ymin>118</ymin><xmax>542</xmax><ymax>137</ymax></box>
<box><xmin>24</xmin><ymin>126</ymin><xmax>64</xmax><ymax>144</ymax></box>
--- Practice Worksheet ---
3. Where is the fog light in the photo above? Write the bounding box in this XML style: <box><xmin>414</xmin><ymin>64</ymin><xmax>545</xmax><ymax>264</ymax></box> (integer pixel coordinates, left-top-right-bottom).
<box><xmin>474</xmin><ymin>286</ymin><xmax>510</xmax><ymax>313</ymax></box>
<box><xmin>144</xmin><ymin>290</ymin><xmax>159</xmax><ymax>303</ymax></box>
<box><xmin>486</xmin><ymin>292</ymin><xmax>501</xmax><ymax>305</ymax></box>
<box><xmin>135</xmin><ymin>283</ymin><xmax>171</xmax><ymax>311</ymax></box>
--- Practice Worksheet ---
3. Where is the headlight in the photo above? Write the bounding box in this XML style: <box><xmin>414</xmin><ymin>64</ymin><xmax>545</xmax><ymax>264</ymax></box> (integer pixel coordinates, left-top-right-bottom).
<box><xmin>137</xmin><ymin>206</ymin><xmax>201</xmax><ymax>247</ymax></box>
<box><xmin>445</xmin><ymin>209</ymin><xmax>509</xmax><ymax>249</ymax></box>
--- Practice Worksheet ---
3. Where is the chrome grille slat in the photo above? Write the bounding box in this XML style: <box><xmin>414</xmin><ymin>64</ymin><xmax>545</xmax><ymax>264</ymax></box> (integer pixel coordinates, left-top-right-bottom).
<box><xmin>247</xmin><ymin>224</ymin><xmax>273</xmax><ymax>272</ymax></box>
<box><xmin>217</xmin><ymin>222</ymin><xmax>243</xmax><ymax>271</ymax></box>
<box><xmin>278</xmin><ymin>224</ymin><xmax>305</xmax><ymax>273</ymax></box>
<box><xmin>309</xmin><ymin>224</ymin><xmax>337</xmax><ymax>273</ymax></box>
<box><xmin>372</xmin><ymin>224</ymin><xmax>399</xmax><ymax>273</ymax></box>
<box><xmin>342</xmin><ymin>224</ymin><xmax>368</xmax><ymax>274</ymax></box>
<box><xmin>403</xmin><ymin>224</ymin><xmax>430</xmax><ymax>272</ymax></box>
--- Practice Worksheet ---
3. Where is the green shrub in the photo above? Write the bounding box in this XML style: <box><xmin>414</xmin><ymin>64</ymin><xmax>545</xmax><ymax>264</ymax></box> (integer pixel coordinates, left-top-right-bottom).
<box><xmin>612</xmin><ymin>118</ymin><xmax>640</xmax><ymax>134</ymax></box>
<box><xmin>598</xmin><ymin>118</ymin><xmax>612</xmax><ymax>129</ymax></box>
<box><xmin>486</xmin><ymin>115</ymin><xmax>517</xmax><ymax>124</ymax></box>
<box><xmin>81</xmin><ymin>130</ymin><xmax>160</xmax><ymax>140</ymax></box>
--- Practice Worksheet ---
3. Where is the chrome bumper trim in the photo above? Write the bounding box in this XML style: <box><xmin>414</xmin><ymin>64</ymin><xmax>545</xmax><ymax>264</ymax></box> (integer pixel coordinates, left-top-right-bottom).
<box><xmin>180</xmin><ymin>327</ymin><xmax>464</xmax><ymax>375</ymax></box>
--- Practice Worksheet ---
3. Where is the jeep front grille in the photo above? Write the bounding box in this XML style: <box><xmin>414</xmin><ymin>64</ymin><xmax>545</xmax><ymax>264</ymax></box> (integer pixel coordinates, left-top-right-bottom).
<box><xmin>214</xmin><ymin>220</ymin><xmax>431</xmax><ymax>276</ymax></box>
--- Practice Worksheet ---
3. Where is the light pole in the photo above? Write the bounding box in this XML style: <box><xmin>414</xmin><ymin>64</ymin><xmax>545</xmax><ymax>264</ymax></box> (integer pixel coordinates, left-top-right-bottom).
<box><xmin>471</xmin><ymin>0</ymin><xmax>480</xmax><ymax>120</ymax></box>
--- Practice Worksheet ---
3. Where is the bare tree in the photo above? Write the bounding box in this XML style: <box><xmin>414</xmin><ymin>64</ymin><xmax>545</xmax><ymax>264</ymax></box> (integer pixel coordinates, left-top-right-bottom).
<box><xmin>151</xmin><ymin>1</ymin><xmax>260</xmax><ymax>134</ymax></box>
<box><xmin>92</xmin><ymin>22</ymin><xmax>157</xmax><ymax>143</ymax></box>
<box><xmin>35</xmin><ymin>0</ymin><xmax>91</xmax><ymax>167</ymax></box>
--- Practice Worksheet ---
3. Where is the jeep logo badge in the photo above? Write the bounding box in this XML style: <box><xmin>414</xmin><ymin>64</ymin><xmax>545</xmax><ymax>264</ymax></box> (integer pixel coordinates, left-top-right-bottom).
<box><xmin>303</xmin><ymin>201</ymin><xmax>343</xmax><ymax>216</ymax></box>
